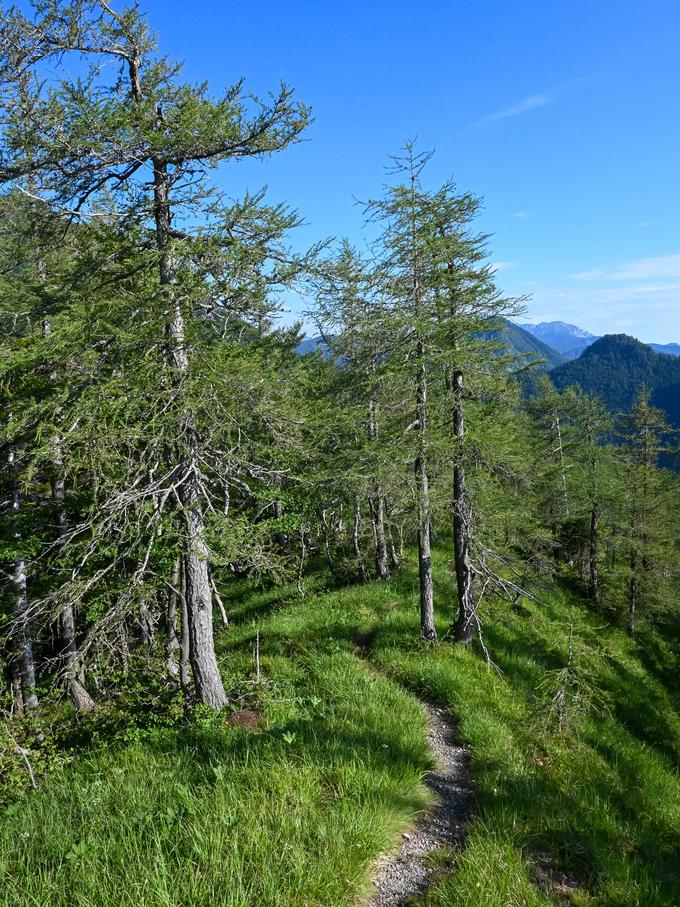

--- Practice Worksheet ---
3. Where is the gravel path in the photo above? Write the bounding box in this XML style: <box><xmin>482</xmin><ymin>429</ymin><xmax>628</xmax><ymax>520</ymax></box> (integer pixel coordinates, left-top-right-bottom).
<box><xmin>362</xmin><ymin>701</ymin><xmax>472</xmax><ymax>906</ymax></box>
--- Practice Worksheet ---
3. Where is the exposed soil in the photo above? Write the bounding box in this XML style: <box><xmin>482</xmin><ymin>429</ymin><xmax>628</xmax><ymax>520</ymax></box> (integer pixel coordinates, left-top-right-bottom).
<box><xmin>361</xmin><ymin>699</ymin><xmax>472</xmax><ymax>906</ymax></box>
<box><xmin>227</xmin><ymin>708</ymin><xmax>262</xmax><ymax>731</ymax></box>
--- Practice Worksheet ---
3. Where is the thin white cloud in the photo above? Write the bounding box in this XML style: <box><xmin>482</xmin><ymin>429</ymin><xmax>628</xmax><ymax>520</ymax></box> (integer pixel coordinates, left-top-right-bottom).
<box><xmin>609</xmin><ymin>255</ymin><xmax>680</xmax><ymax>281</ymax></box>
<box><xmin>474</xmin><ymin>94</ymin><xmax>552</xmax><ymax>127</ymax></box>
<box><xmin>569</xmin><ymin>254</ymin><xmax>680</xmax><ymax>281</ymax></box>
<box><xmin>512</xmin><ymin>210</ymin><xmax>531</xmax><ymax>219</ymax></box>
<box><xmin>568</xmin><ymin>267</ymin><xmax>606</xmax><ymax>280</ymax></box>
<box><xmin>492</xmin><ymin>261</ymin><xmax>518</xmax><ymax>273</ymax></box>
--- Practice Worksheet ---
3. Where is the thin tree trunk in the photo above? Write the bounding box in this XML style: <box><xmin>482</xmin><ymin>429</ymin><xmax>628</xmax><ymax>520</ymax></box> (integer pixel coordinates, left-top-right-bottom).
<box><xmin>37</xmin><ymin>198</ymin><xmax>94</xmax><ymax>710</ymax></box>
<box><xmin>9</xmin><ymin>448</ymin><xmax>38</xmax><ymax>711</ymax></box>
<box><xmin>273</xmin><ymin>499</ymin><xmax>288</xmax><ymax>549</ymax></box>
<box><xmin>320</xmin><ymin>507</ymin><xmax>336</xmax><ymax>571</ymax></box>
<box><xmin>352</xmin><ymin>497</ymin><xmax>368</xmax><ymax>581</ymax></box>
<box><xmin>415</xmin><ymin>356</ymin><xmax>435</xmax><ymax>640</ymax></box>
<box><xmin>628</xmin><ymin>548</ymin><xmax>639</xmax><ymax>637</ymax></box>
<box><xmin>369</xmin><ymin>493</ymin><xmax>390</xmax><ymax>581</ymax></box>
<box><xmin>14</xmin><ymin>556</ymin><xmax>38</xmax><ymax>710</ymax></box>
<box><xmin>451</xmin><ymin>369</ymin><xmax>475</xmax><ymax>645</ymax></box>
<box><xmin>589</xmin><ymin>506</ymin><xmax>600</xmax><ymax>604</ymax></box>
<box><xmin>137</xmin><ymin>601</ymin><xmax>153</xmax><ymax>648</ymax></box>
<box><xmin>386</xmin><ymin>520</ymin><xmax>400</xmax><ymax>571</ymax></box>
<box><xmin>52</xmin><ymin>451</ymin><xmax>94</xmax><ymax>710</ymax></box>
<box><xmin>409</xmin><ymin>166</ymin><xmax>435</xmax><ymax>641</ymax></box>
<box><xmin>367</xmin><ymin>398</ymin><xmax>390</xmax><ymax>581</ymax></box>
<box><xmin>553</xmin><ymin>413</ymin><xmax>569</xmax><ymax>517</ymax></box>
<box><xmin>119</xmin><ymin>622</ymin><xmax>130</xmax><ymax>676</ymax></box>
<box><xmin>9</xmin><ymin>660</ymin><xmax>24</xmax><ymax>716</ymax></box>
<box><xmin>179</xmin><ymin>560</ymin><xmax>191</xmax><ymax>693</ymax></box>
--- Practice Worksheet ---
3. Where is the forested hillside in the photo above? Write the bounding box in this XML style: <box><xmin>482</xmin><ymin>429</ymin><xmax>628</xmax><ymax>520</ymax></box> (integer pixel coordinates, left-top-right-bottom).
<box><xmin>1</xmin><ymin>3</ymin><xmax>679</xmax><ymax>906</ymax></box>
<box><xmin>551</xmin><ymin>334</ymin><xmax>680</xmax><ymax>426</ymax></box>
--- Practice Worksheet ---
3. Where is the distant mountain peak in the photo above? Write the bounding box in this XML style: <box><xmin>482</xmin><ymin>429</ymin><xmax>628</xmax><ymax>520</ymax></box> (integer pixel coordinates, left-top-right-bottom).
<box><xmin>518</xmin><ymin>321</ymin><xmax>600</xmax><ymax>358</ymax></box>
<box><xmin>527</xmin><ymin>320</ymin><xmax>598</xmax><ymax>339</ymax></box>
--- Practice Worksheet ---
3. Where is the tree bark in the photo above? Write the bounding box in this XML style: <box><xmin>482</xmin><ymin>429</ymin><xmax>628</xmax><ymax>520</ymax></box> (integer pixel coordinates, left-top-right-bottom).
<box><xmin>589</xmin><ymin>506</ymin><xmax>600</xmax><ymax>605</ymax></box>
<box><xmin>369</xmin><ymin>493</ymin><xmax>390</xmax><ymax>582</ymax></box>
<box><xmin>451</xmin><ymin>369</ymin><xmax>475</xmax><ymax>645</ymax></box>
<box><xmin>272</xmin><ymin>499</ymin><xmax>289</xmax><ymax>549</ymax></box>
<box><xmin>352</xmin><ymin>497</ymin><xmax>368</xmax><ymax>581</ymax></box>
<box><xmin>13</xmin><ymin>555</ymin><xmax>38</xmax><ymax>711</ymax></box>
<box><xmin>9</xmin><ymin>447</ymin><xmax>38</xmax><ymax>711</ymax></box>
<box><xmin>628</xmin><ymin>548</ymin><xmax>639</xmax><ymax>637</ymax></box>
<box><xmin>367</xmin><ymin>398</ymin><xmax>390</xmax><ymax>581</ymax></box>
<box><xmin>52</xmin><ymin>448</ymin><xmax>94</xmax><ymax>710</ymax></box>
<box><xmin>179</xmin><ymin>559</ymin><xmax>191</xmax><ymax>693</ymax></box>
<box><xmin>415</xmin><ymin>356</ymin><xmax>436</xmax><ymax>640</ymax></box>
<box><xmin>386</xmin><ymin>521</ymin><xmax>400</xmax><ymax>571</ymax></box>
<box><xmin>165</xmin><ymin>558</ymin><xmax>180</xmax><ymax>679</ymax></box>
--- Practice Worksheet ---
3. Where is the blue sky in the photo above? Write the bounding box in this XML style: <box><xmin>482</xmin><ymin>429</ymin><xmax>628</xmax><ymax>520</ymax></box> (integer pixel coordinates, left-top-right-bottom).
<box><xmin>124</xmin><ymin>3</ymin><xmax>680</xmax><ymax>341</ymax></box>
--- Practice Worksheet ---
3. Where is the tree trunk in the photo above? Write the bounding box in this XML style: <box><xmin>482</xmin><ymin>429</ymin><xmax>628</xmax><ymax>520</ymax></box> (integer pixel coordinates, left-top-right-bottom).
<box><xmin>179</xmin><ymin>560</ymin><xmax>191</xmax><ymax>693</ymax></box>
<box><xmin>352</xmin><ymin>497</ymin><xmax>368</xmax><ymax>581</ymax></box>
<box><xmin>137</xmin><ymin>601</ymin><xmax>154</xmax><ymax>648</ymax></box>
<box><xmin>415</xmin><ymin>357</ymin><xmax>436</xmax><ymax>640</ymax></box>
<box><xmin>369</xmin><ymin>493</ymin><xmax>390</xmax><ymax>581</ymax></box>
<box><xmin>153</xmin><ymin>153</ymin><xmax>227</xmax><ymax>709</ymax></box>
<box><xmin>52</xmin><ymin>454</ymin><xmax>94</xmax><ymax>710</ymax></box>
<box><xmin>273</xmin><ymin>499</ymin><xmax>288</xmax><ymax>549</ymax></box>
<box><xmin>9</xmin><ymin>659</ymin><xmax>24</xmax><ymax>716</ymax></box>
<box><xmin>628</xmin><ymin>548</ymin><xmax>639</xmax><ymax>637</ymax></box>
<box><xmin>320</xmin><ymin>507</ymin><xmax>336</xmax><ymax>571</ymax></box>
<box><xmin>589</xmin><ymin>506</ymin><xmax>600</xmax><ymax>605</ymax></box>
<box><xmin>165</xmin><ymin>558</ymin><xmax>180</xmax><ymax>679</ymax></box>
<box><xmin>13</xmin><ymin>555</ymin><xmax>38</xmax><ymax>710</ymax></box>
<box><xmin>9</xmin><ymin>448</ymin><xmax>38</xmax><ymax>711</ymax></box>
<box><xmin>58</xmin><ymin>603</ymin><xmax>94</xmax><ymax>711</ymax></box>
<box><xmin>367</xmin><ymin>398</ymin><xmax>390</xmax><ymax>581</ymax></box>
<box><xmin>451</xmin><ymin>370</ymin><xmax>475</xmax><ymax>645</ymax></box>
<box><xmin>553</xmin><ymin>412</ymin><xmax>569</xmax><ymax>517</ymax></box>
<box><xmin>386</xmin><ymin>521</ymin><xmax>400</xmax><ymax>571</ymax></box>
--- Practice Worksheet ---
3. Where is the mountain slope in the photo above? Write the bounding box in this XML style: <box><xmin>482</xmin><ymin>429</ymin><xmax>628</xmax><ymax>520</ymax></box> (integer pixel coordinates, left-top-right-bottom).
<box><xmin>551</xmin><ymin>334</ymin><xmax>680</xmax><ymax>424</ymax></box>
<box><xmin>650</xmin><ymin>342</ymin><xmax>680</xmax><ymax>357</ymax></box>
<box><xmin>495</xmin><ymin>319</ymin><xmax>568</xmax><ymax>370</ymax></box>
<box><xmin>295</xmin><ymin>335</ymin><xmax>329</xmax><ymax>356</ymax></box>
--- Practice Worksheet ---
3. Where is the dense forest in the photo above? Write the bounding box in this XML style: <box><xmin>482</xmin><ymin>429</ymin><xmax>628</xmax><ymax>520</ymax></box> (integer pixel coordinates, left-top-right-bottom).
<box><xmin>1</xmin><ymin>4</ymin><xmax>679</xmax><ymax>906</ymax></box>
<box><xmin>551</xmin><ymin>334</ymin><xmax>680</xmax><ymax>424</ymax></box>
